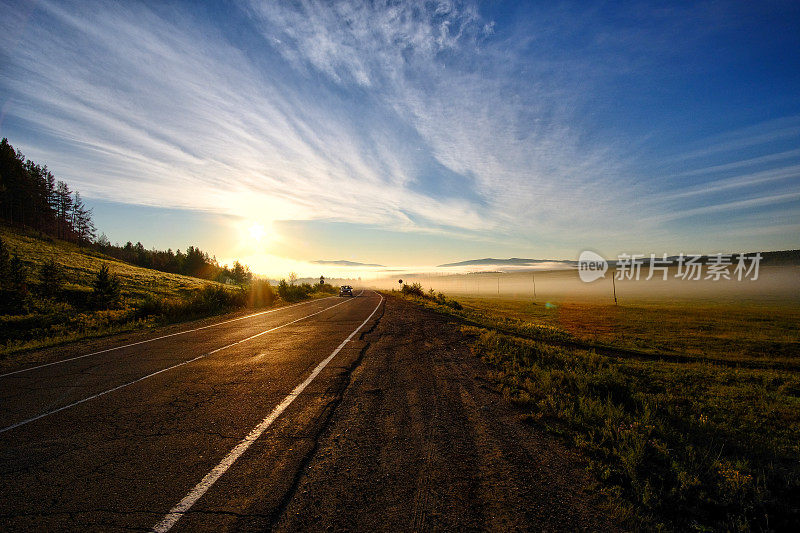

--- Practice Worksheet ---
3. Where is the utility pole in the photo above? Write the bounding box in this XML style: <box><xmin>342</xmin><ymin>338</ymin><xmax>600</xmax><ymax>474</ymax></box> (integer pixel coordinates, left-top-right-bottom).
<box><xmin>532</xmin><ymin>271</ymin><xmax>537</xmax><ymax>300</ymax></box>
<box><xmin>612</xmin><ymin>271</ymin><xmax>618</xmax><ymax>305</ymax></box>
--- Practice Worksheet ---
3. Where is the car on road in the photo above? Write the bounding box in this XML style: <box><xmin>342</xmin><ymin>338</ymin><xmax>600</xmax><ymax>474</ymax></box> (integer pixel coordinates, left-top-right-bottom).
<box><xmin>339</xmin><ymin>285</ymin><xmax>354</xmax><ymax>297</ymax></box>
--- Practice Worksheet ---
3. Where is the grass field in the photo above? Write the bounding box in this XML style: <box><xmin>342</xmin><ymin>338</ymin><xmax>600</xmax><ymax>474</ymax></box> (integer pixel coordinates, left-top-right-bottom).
<box><xmin>0</xmin><ymin>226</ymin><xmax>234</xmax><ymax>356</ymax></box>
<box><xmin>394</xmin><ymin>289</ymin><xmax>800</xmax><ymax>531</ymax></box>
<box><xmin>1</xmin><ymin>227</ymin><xmax>220</xmax><ymax>299</ymax></box>
<box><xmin>455</xmin><ymin>297</ymin><xmax>800</xmax><ymax>364</ymax></box>
<box><xmin>0</xmin><ymin>227</ymin><xmax>334</xmax><ymax>358</ymax></box>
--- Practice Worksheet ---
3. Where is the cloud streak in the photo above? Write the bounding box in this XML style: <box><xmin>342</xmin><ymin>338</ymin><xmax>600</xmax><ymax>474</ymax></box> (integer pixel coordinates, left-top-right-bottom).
<box><xmin>3</xmin><ymin>1</ymin><xmax>486</xmax><ymax>230</ymax></box>
<box><xmin>0</xmin><ymin>0</ymin><xmax>797</xmax><ymax>260</ymax></box>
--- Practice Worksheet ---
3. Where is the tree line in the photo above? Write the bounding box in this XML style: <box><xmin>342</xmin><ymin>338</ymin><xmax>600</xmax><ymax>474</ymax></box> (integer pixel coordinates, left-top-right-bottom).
<box><xmin>0</xmin><ymin>137</ymin><xmax>251</xmax><ymax>284</ymax></box>
<box><xmin>0</xmin><ymin>138</ymin><xmax>94</xmax><ymax>243</ymax></box>
<box><xmin>96</xmin><ymin>239</ymin><xmax>252</xmax><ymax>284</ymax></box>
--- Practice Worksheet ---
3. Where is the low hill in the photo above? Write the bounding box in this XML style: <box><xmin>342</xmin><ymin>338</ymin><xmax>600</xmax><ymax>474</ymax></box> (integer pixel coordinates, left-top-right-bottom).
<box><xmin>1</xmin><ymin>225</ymin><xmax>224</xmax><ymax>302</ymax></box>
<box><xmin>439</xmin><ymin>250</ymin><xmax>800</xmax><ymax>269</ymax></box>
<box><xmin>0</xmin><ymin>225</ymin><xmax>262</xmax><ymax>356</ymax></box>
<box><xmin>437</xmin><ymin>257</ymin><xmax>566</xmax><ymax>268</ymax></box>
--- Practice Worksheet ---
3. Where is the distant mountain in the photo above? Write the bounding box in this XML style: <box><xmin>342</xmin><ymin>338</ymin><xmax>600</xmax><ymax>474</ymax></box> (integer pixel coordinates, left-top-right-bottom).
<box><xmin>313</xmin><ymin>259</ymin><xmax>385</xmax><ymax>267</ymax></box>
<box><xmin>437</xmin><ymin>257</ymin><xmax>575</xmax><ymax>268</ymax></box>
<box><xmin>439</xmin><ymin>250</ymin><xmax>800</xmax><ymax>269</ymax></box>
<box><xmin>754</xmin><ymin>250</ymin><xmax>800</xmax><ymax>265</ymax></box>
<box><xmin>653</xmin><ymin>250</ymin><xmax>800</xmax><ymax>265</ymax></box>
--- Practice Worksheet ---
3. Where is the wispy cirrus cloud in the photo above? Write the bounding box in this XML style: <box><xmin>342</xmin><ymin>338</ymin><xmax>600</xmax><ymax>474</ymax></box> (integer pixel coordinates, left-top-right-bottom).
<box><xmin>1</xmin><ymin>0</ymin><xmax>648</xmax><ymax>248</ymax></box>
<box><xmin>2</xmin><ymin>1</ymin><xmax>488</xmax><ymax>232</ymax></box>
<box><xmin>1</xmin><ymin>0</ymin><xmax>797</xmax><ymax>262</ymax></box>
<box><xmin>674</xmin><ymin>148</ymin><xmax>800</xmax><ymax>178</ymax></box>
<box><xmin>638</xmin><ymin>115</ymin><xmax>800</xmax><ymax>238</ymax></box>
<box><xmin>243</xmin><ymin>0</ymin><xmax>652</xmax><ymax>244</ymax></box>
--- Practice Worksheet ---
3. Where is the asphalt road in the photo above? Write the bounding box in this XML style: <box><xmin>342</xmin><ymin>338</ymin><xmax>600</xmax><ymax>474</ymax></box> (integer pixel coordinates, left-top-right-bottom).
<box><xmin>0</xmin><ymin>291</ymin><xmax>383</xmax><ymax>532</ymax></box>
<box><xmin>0</xmin><ymin>291</ymin><xmax>614</xmax><ymax>532</ymax></box>
<box><xmin>272</xmin><ymin>295</ymin><xmax>614</xmax><ymax>532</ymax></box>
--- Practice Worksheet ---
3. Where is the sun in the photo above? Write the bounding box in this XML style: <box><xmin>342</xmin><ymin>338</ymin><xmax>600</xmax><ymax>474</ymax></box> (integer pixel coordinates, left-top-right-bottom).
<box><xmin>248</xmin><ymin>223</ymin><xmax>267</xmax><ymax>242</ymax></box>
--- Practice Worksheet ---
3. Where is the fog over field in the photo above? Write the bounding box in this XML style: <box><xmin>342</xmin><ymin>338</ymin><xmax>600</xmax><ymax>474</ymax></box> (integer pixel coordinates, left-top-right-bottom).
<box><xmin>366</xmin><ymin>265</ymin><xmax>800</xmax><ymax>304</ymax></box>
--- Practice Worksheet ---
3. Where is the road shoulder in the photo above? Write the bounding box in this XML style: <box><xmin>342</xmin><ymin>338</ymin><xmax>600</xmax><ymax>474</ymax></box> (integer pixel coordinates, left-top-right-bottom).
<box><xmin>273</xmin><ymin>294</ymin><xmax>619</xmax><ymax>531</ymax></box>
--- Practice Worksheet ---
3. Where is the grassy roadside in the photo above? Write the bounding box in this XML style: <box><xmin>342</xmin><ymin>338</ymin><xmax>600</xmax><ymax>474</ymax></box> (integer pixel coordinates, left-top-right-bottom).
<box><xmin>389</xmin><ymin>289</ymin><xmax>800</xmax><ymax>368</ymax></box>
<box><xmin>0</xmin><ymin>289</ymin><xmax>337</xmax><ymax>361</ymax></box>
<box><xmin>0</xmin><ymin>227</ymin><xmax>337</xmax><ymax>359</ymax></box>
<box><xmin>388</xmin><ymin>289</ymin><xmax>800</xmax><ymax>531</ymax></box>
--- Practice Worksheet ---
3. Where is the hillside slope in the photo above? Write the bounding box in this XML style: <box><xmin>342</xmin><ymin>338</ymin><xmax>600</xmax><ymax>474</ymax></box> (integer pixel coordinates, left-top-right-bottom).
<box><xmin>0</xmin><ymin>226</ymin><xmax>242</xmax><ymax>356</ymax></box>
<box><xmin>1</xmin><ymin>225</ymin><xmax>223</xmax><ymax>302</ymax></box>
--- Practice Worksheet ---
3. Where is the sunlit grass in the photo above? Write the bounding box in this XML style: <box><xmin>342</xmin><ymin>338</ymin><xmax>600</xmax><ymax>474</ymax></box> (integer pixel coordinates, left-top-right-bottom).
<box><xmin>453</xmin><ymin>297</ymin><xmax>800</xmax><ymax>363</ymax></box>
<box><xmin>1</xmin><ymin>227</ymin><xmax>219</xmax><ymax>300</ymax></box>
<box><xmin>393</xmin><ymin>290</ymin><xmax>800</xmax><ymax>530</ymax></box>
<box><xmin>0</xmin><ymin>227</ymin><xmax>235</xmax><ymax>359</ymax></box>
<box><xmin>471</xmin><ymin>326</ymin><xmax>800</xmax><ymax>530</ymax></box>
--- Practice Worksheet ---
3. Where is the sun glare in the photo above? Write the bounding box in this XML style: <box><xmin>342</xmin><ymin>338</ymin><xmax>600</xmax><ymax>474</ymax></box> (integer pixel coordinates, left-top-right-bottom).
<box><xmin>248</xmin><ymin>223</ymin><xmax>266</xmax><ymax>242</ymax></box>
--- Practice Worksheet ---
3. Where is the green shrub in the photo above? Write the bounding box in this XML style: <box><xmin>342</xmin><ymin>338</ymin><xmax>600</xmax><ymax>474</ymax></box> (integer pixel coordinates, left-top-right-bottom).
<box><xmin>432</xmin><ymin>291</ymin><xmax>463</xmax><ymax>309</ymax></box>
<box><xmin>278</xmin><ymin>279</ymin><xmax>316</xmax><ymax>302</ymax></box>
<box><xmin>401</xmin><ymin>282</ymin><xmax>425</xmax><ymax>297</ymax></box>
<box><xmin>134</xmin><ymin>285</ymin><xmax>247</xmax><ymax>323</ymax></box>
<box><xmin>192</xmin><ymin>285</ymin><xmax>245</xmax><ymax>314</ymax></box>
<box><xmin>92</xmin><ymin>263</ymin><xmax>121</xmax><ymax>309</ymax></box>
<box><xmin>398</xmin><ymin>283</ymin><xmax>463</xmax><ymax>310</ymax></box>
<box><xmin>317</xmin><ymin>282</ymin><xmax>338</xmax><ymax>295</ymax></box>
<box><xmin>246</xmin><ymin>279</ymin><xmax>276</xmax><ymax>307</ymax></box>
<box><xmin>445</xmin><ymin>298</ymin><xmax>463</xmax><ymax>310</ymax></box>
<box><xmin>39</xmin><ymin>258</ymin><xmax>65</xmax><ymax>297</ymax></box>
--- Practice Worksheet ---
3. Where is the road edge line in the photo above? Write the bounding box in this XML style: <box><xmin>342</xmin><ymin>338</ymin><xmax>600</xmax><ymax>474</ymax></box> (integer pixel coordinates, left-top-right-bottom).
<box><xmin>151</xmin><ymin>291</ymin><xmax>383</xmax><ymax>533</ymax></box>
<box><xmin>0</xmin><ymin>297</ymin><xmax>355</xmax><ymax>434</ymax></box>
<box><xmin>0</xmin><ymin>297</ymin><xmax>335</xmax><ymax>378</ymax></box>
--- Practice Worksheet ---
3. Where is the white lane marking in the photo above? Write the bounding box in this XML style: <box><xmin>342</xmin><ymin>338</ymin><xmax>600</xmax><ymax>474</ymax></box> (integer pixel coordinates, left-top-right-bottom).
<box><xmin>0</xmin><ymin>297</ymin><xmax>337</xmax><ymax>379</ymax></box>
<box><xmin>152</xmin><ymin>291</ymin><xmax>382</xmax><ymax>533</ymax></box>
<box><xmin>0</xmin><ymin>296</ymin><xmax>358</xmax><ymax>435</ymax></box>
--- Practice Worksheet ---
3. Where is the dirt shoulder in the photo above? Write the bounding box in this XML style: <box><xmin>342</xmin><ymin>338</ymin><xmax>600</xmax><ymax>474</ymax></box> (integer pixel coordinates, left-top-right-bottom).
<box><xmin>274</xmin><ymin>294</ymin><xmax>619</xmax><ymax>532</ymax></box>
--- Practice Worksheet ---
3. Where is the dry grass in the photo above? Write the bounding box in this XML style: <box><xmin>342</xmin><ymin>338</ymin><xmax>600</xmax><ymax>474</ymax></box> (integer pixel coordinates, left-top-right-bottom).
<box><xmin>393</xmin><ymin>291</ymin><xmax>800</xmax><ymax>530</ymax></box>
<box><xmin>0</xmin><ymin>227</ymin><xmax>236</xmax><ymax>357</ymax></box>
<box><xmin>455</xmin><ymin>297</ymin><xmax>800</xmax><ymax>363</ymax></box>
<box><xmin>1</xmin><ymin>226</ymin><xmax>220</xmax><ymax>301</ymax></box>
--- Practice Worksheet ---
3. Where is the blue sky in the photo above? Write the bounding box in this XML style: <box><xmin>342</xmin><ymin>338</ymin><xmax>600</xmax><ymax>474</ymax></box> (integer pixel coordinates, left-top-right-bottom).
<box><xmin>1</xmin><ymin>0</ymin><xmax>799</xmax><ymax>275</ymax></box>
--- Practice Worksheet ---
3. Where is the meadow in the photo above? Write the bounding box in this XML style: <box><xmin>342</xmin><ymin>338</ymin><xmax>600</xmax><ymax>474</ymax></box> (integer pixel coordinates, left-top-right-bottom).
<box><xmin>393</xmin><ymin>284</ymin><xmax>800</xmax><ymax>531</ymax></box>
<box><xmin>455</xmin><ymin>297</ymin><xmax>800</xmax><ymax>365</ymax></box>
<box><xmin>0</xmin><ymin>227</ymin><xmax>334</xmax><ymax>358</ymax></box>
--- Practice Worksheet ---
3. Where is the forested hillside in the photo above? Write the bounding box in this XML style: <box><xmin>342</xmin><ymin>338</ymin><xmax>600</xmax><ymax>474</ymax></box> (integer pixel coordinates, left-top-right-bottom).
<box><xmin>0</xmin><ymin>137</ymin><xmax>251</xmax><ymax>283</ymax></box>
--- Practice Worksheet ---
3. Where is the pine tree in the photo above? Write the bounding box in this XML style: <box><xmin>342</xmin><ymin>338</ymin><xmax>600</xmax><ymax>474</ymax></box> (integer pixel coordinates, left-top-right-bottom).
<box><xmin>0</xmin><ymin>244</ymin><xmax>25</xmax><ymax>313</ymax></box>
<box><xmin>92</xmin><ymin>264</ymin><xmax>121</xmax><ymax>309</ymax></box>
<box><xmin>44</xmin><ymin>168</ymin><xmax>58</xmax><ymax>234</ymax></box>
<box><xmin>55</xmin><ymin>181</ymin><xmax>72</xmax><ymax>240</ymax></box>
<box><xmin>1</xmin><ymin>139</ymin><xmax>96</xmax><ymax>241</ymax></box>
<box><xmin>231</xmin><ymin>261</ymin><xmax>251</xmax><ymax>284</ymax></box>
<box><xmin>72</xmin><ymin>191</ymin><xmax>95</xmax><ymax>245</ymax></box>
<box><xmin>7</xmin><ymin>255</ymin><xmax>28</xmax><ymax>297</ymax></box>
<box><xmin>39</xmin><ymin>258</ymin><xmax>65</xmax><ymax>297</ymax></box>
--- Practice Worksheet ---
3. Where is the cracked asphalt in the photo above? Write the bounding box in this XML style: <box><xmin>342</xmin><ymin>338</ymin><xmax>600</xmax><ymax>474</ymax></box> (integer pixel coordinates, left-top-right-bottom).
<box><xmin>0</xmin><ymin>291</ymin><xmax>615</xmax><ymax>532</ymax></box>
<box><xmin>0</xmin><ymin>292</ymin><xmax>382</xmax><ymax>531</ymax></box>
